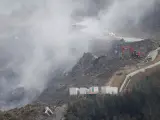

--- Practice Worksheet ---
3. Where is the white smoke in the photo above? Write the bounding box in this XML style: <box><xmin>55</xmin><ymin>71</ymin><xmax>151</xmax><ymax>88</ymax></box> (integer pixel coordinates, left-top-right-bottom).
<box><xmin>0</xmin><ymin>0</ymin><xmax>157</xmax><ymax>110</ymax></box>
<box><xmin>76</xmin><ymin>0</ymin><xmax>157</xmax><ymax>38</ymax></box>
<box><xmin>100</xmin><ymin>0</ymin><xmax>156</xmax><ymax>32</ymax></box>
<box><xmin>0</xmin><ymin>0</ymin><xmax>93</xmax><ymax>110</ymax></box>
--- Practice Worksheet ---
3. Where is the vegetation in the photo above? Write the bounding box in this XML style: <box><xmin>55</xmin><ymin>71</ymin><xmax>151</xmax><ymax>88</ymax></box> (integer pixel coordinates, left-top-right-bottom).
<box><xmin>65</xmin><ymin>74</ymin><xmax>160</xmax><ymax>120</ymax></box>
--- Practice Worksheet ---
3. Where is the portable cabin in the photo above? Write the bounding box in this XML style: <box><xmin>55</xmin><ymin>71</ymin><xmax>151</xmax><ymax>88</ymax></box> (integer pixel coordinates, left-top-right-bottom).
<box><xmin>101</xmin><ymin>86</ymin><xmax>118</xmax><ymax>95</ymax></box>
<box><xmin>79</xmin><ymin>87</ymin><xmax>88</xmax><ymax>95</ymax></box>
<box><xmin>69</xmin><ymin>88</ymin><xmax>79</xmax><ymax>96</ymax></box>
<box><xmin>88</xmin><ymin>87</ymin><xmax>99</xmax><ymax>94</ymax></box>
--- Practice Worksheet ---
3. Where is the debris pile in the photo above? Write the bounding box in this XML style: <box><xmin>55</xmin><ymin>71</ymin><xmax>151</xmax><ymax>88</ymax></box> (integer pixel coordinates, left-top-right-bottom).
<box><xmin>70</xmin><ymin>39</ymin><xmax>155</xmax><ymax>78</ymax></box>
<box><xmin>0</xmin><ymin>104</ymin><xmax>66</xmax><ymax>120</ymax></box>
<box><xmin>37</xmin><ymin>39</ymin><xmax>157</xmax><ymax>107</ymax></box>
<box><xmin>71</xmin><ymin>52</ymin><xmax>97</xmax><ymax>76</ymax></box>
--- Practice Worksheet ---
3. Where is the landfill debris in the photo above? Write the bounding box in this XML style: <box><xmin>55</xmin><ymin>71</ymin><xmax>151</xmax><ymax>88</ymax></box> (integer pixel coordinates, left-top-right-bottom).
<box><xmin>44</xmin><ymin>106</ymin><xmax>53</xmax><ymax>116</ymax></box>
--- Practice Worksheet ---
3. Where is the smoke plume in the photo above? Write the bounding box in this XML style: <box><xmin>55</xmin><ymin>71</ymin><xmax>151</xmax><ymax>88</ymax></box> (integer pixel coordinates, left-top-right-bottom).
<box><xmin>77</xmin><ymin>0</ymin><xmax>157</xmax><ymax>38</ymax></box>
<box><xmin>0</xmin><ymin>0</ymin><xmax>92</xmax><ymax>110</ymax></box>
<box><xmin>0</xmin><ymin>0</ymin><xmax>158</xmax><ymax>110</ymax></box>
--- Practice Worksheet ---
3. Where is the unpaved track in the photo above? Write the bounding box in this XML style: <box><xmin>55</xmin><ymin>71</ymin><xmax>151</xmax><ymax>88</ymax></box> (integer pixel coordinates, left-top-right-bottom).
<box><xmin>119</xmin><ymin>48</ymin><xmax>160</xmax><ymax>92</ymax></box>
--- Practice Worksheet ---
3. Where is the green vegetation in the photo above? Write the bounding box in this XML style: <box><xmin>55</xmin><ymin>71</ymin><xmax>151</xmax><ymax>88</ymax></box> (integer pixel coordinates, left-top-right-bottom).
<box><xmin>65</xmin><ymin>74</ymin><xmax>160</xmax><ymax>120</ymax></box>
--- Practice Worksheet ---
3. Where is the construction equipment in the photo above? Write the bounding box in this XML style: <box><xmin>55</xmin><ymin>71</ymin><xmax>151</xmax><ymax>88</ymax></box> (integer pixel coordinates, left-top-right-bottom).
<box><xmin>120</xmin><ymin>45</ymin><xmax>144</xmax><ymax>59</ymax></box>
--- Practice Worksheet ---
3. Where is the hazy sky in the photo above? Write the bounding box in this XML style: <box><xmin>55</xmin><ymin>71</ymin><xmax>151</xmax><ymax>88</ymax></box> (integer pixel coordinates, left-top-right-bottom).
<box><xmin>0</xmin><ymin>0</ymin><xmax>44</xmax><ymax>14</ymax></box>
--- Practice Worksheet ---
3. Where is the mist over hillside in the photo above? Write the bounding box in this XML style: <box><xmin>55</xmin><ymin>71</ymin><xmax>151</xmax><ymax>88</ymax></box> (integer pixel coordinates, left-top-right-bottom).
<box><xmin>0</xmin><ymin>0</ymin><xmax>159</xmax><ymax>110</ymax></box>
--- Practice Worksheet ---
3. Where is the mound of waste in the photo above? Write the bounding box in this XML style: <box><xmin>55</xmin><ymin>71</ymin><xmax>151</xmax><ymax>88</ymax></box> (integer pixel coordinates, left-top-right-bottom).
<box><xmin>70</xmin><ymin>39</ymin><xmax>156</xmax><ymax>77</ymax></box>
<box><xmin>37</xmin><ymin>39</ymin><xmax>157</xmax><ymax>104</ymax></box>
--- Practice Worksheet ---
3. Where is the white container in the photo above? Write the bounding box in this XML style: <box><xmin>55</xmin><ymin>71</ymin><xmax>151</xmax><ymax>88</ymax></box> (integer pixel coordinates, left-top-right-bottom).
<box><xmin>101</xmin><ymin>86</ymin><xmax>118</xmax><ymax>95</ymax></box>
<box><xmin>69</xmin><ymin>88</ymin><xmax>79</xmax><ymax>96</ymax></box>
<box><xmin>88</xmin><ymin>87</ymin><xmax>99</xmax><ymax>94</ymax></box>
<box><xmin>79</xmin><ymin>87</ymin><xmax>88</xmax><ymax>95</ymax></box>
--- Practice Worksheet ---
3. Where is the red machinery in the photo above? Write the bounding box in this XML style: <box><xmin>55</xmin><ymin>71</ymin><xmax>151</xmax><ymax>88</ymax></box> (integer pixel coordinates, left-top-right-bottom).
<box><xmin>121</xmin><ymin>46</ymin><xmax>144</xmax><ymax>58</ymax></box>
<box><xmin>121</xmin><ymin>46</ymin><xmax>134</xmax><ymax>53</ymax></box>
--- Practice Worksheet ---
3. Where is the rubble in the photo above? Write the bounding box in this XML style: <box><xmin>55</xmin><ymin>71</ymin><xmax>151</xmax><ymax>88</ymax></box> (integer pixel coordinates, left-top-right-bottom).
<box><xmin>44</xmin><ymin>106</ymin><xmax>53</xmax><ymax>116</ymax></box>
<box><xmin>71</xmin><ymin>52</ymin><xmax>97</xmax><ymax>76</ymax></box>
<box><xmin>71</xmin><ymin>39</ymin><xmax>155</xmax><ymax>76</ymax></box>
<box><xmin>0</xmin><ymin>104</ymin><xmax>67</xmax><ymax>120</ymax></box>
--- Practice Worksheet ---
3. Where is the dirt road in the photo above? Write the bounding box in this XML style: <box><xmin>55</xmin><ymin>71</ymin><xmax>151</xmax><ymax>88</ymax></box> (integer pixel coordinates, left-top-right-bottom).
<box><xmin>119</xmin><ymin>47</ymin><xmax>160</xmax><ymax>92</ymax></box>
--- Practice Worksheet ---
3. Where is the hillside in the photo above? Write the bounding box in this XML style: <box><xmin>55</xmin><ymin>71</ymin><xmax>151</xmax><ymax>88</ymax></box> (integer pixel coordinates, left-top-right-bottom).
<box><xmin>126</xmin><ymin>62</ymin><xmax>160</xmax><ymax>91</ymax></box>
<box><xmin>65</xmin><ymin>77</ymin><xmax>160</xmax><ymax>120</ymax></box>
<box><xmin>37</xmin><ymin>39</ymin><xmax>156</xmax><ymax>104</ymax></box>
<box><xmin>1</xmin><ymin>0</ymin><xmax>160</xmax><ymax>120</ymax></box>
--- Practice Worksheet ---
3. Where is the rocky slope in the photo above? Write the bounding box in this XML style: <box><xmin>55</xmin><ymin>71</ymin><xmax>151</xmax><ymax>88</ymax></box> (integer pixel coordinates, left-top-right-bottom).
<box><xmin>0</xmin><ymin>38</ymin><xmax>157</xmax><ymax>120</ymax></box>
<box><xmin>37</xmin><ymin>38</ymin><xmax>156</xmax><ymax>104</ymax></box>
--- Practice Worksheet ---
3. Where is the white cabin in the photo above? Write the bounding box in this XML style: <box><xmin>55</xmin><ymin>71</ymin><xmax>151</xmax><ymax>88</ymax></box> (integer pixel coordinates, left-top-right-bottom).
<box><xmin>69</xmin><ymin>88</ymin><xmax>79</xmax><ymax>96</ymax></box>
<box><xmin>79</xmin><ymin>87</ymin><xmax>88</xmax><ymax>95</ymax></box>
<box><xmin>101</xmin><ymin>86</ymin><xmax>118</xmax><ymax>95</ymax></box>
<box><xmin>88</xmin><ymin>87</ymin><xmax>99</xmax><ymax>94</ymax></box>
